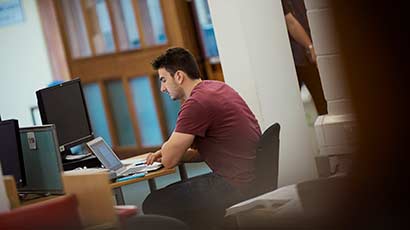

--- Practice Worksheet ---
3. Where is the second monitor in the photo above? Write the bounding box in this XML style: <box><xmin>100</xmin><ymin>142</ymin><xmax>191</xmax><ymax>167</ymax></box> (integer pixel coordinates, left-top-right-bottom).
<box><xmin>36</xmin><ymin>78</ymin><xmax>94</xmax><ymax>158</ymax></box>
<box><xmin>18</xmin><ymin>125</ymin><xmax>64</xmax><ymax>195</ymax></box>
<box><xmin>0</xmin><ymin>119</ymin><xmax>26</xmax><ymax>187</ymax></box>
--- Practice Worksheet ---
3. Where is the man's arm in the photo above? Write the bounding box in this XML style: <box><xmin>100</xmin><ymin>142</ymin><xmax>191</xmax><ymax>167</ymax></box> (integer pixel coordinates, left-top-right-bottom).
<box><xmin>146</xmin><ymin>146</ymin><xmax>202</xmax><ymax>166</ymax></box>
<box><xmin>285</xmin><ymin>12</ymin><xmax>317</xmax><ymax>63</ymax></box>
<box><xmin>180</xmin><ymin>148</ymin><xmax>203</xmax><ymax>163</ymax></box>
<box><xmin>159</xmin><ymin>132</ymin><xmax>195</xmax><ymax>168</ymax></box>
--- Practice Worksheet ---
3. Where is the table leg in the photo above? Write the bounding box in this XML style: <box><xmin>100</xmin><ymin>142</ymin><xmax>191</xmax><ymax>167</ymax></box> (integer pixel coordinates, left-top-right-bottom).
<box><xmin>148</xmin><ymin>179</ymin><xmax>157</xmax><ymax>191</ymax></box>
<box><xmin>114</xmin><ymin>187</ymin><xmax>125</xmax><ymax>205</ymax></box>
<box><xmin>178</xmin><ymin>164</ymin><xmax>188</xmax><ymax>181</ymax></box>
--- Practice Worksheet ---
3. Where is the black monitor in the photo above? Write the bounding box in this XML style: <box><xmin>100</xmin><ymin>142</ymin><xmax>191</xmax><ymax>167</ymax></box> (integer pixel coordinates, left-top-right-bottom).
<box><xmin>36</xmin><ymin>78</ymin><xmax>94</xmax><ymax>158</ymax></box>
<box><xmin>0</xmin><ymin>119</ymin><xmax>26</xmax><ymax>187</ymax></box>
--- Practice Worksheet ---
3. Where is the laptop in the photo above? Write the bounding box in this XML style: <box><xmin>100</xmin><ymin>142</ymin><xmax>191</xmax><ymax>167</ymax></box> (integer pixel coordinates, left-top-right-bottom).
<box><xmin>86</xmin><ymin>137</ymin><xmax>162</xmax><ymax>178</ymax></box>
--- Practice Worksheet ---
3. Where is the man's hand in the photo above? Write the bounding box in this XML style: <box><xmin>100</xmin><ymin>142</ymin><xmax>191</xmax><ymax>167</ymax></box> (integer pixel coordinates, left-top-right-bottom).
<box><xmin>308</xmin><ymin>45</ymin><xmax>317</xmax><ymax>65</ymax></box>
<box><xmin>285</xmin><ymin>12</ymin><xmax>317</xmax><ymax>65</ymax></box>
<box><xmin>146</xmin><ymin>150</ymin><xmax>162</xmax><ymax>165</ymax></box>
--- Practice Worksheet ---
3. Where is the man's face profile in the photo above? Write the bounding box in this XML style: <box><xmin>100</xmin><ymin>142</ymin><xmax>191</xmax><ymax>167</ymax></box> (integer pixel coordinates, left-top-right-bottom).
<box><xmin>158</xmin><ymin>68</ymin><xmax>183</xmax><ymax>100</ymax></box>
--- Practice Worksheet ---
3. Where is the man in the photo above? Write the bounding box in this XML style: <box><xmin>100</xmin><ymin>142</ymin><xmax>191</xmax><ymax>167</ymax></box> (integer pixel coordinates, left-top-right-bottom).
<box><xmin>282</xmin><ymin>0</ymin><xmax>328</xmax><ymax>115</ymax></box>
<box><xmin>143</xmin><ymin>47</ymin><xmax>261</xmax><ymax>229</ymax></box>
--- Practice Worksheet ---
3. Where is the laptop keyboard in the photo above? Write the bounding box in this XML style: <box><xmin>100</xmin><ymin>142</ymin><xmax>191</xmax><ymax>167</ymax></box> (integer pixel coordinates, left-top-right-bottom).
<box><xmin>121</xmin><ymin>166</ymin><xmax>145</xmax><ymax>176</ymax></box>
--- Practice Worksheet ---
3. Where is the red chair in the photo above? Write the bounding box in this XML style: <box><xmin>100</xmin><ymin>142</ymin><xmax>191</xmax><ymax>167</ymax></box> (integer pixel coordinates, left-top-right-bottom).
<box><xmin>0</xmin><ymin>194</ymin><xmax>83</xmax><ymax>230</ymax></box>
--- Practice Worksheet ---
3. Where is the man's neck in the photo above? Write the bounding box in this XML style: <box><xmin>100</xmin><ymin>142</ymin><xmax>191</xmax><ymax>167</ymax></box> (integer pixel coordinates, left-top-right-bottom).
<box><xmin>183</xmin><ymin>79</ymin><xmax>202</xmax><ymax>100</ymax></box>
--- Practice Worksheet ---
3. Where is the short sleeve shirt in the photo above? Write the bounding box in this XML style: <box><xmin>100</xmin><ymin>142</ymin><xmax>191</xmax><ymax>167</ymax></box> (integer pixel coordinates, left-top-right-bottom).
<box><xmin>282</xmin><ymin>0</ymin><xmax>311</xmax><ymax>66</ymax></box>
<box><xmin>175</xmin><ymin>81</ymin><xmax>261</xmax><ymax>190</ymax></box>
<box><xmin>281</xmin><ymin>0</ymin><xmax>292</xmax><ymax>15</ymax></box>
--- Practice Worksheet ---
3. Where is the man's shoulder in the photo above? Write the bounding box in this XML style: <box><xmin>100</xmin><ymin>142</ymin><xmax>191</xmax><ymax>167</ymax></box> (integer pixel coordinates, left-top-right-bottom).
<box><xmin>200</xmin><ymin>80</ymin><xmax>225</xmax><ymax>88</ymax></box>
<box><xmin>180</xmin><ymin>97</ymin><xmax>205</xmax><ymax>114</ymax></box>
<box><xmin>203</xmin><ymin>80</ymin><xmax>224</xmax><ymax>85</ymax></box>
<box><xmin>195</xmin><ymin>80</ymin><xmax>231</xmax><ymax>94</ymax></box>
<box><xmin>181</xmin><ymin>83</ymin><xmax>218</xmax><ymax>111</ymax></box>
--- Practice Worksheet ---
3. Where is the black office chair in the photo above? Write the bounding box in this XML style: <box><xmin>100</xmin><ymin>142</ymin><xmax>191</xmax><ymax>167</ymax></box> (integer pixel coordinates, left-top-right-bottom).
<box><xmin>253</xmin><ymin>123</ymin><xmax>281</xmax><ymax>197</ymax></box>
<box><xmin>223</xmin><ymin>123</ymin><xmax>281</xmax><ymax>229</ymax></box>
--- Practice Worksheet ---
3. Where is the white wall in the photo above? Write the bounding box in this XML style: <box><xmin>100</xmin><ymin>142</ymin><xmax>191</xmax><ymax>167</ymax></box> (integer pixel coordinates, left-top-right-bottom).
<box><xmin>0</xmin><ymin>0</ymin><xmax>53</xmax><ymax>126</ymax></box>
<box><xmin>208</xmin><ymin>0</ymin><xmax>317</xmax><ymax>186</ymax></box>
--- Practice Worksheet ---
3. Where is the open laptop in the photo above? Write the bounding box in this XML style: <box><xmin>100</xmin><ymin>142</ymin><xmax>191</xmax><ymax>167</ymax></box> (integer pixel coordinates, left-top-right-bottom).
<box><xmin>86</xmin><ymin>137</ymin><xmax>162</xmax><ymax>178</ymax></box>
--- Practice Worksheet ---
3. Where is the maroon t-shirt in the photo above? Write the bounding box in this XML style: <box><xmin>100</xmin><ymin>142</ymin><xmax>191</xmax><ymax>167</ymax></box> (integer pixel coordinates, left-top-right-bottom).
<box><xmin>175</xmin><ymin>80</ymin><xmax>261</xmax><ymax>190</ymax></box>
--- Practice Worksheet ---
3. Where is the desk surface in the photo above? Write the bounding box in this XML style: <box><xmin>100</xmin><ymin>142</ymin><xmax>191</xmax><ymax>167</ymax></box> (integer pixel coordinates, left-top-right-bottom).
<box><xmin>111</xmin><ymin>167</ymin><xmax>175</xmax><ymax>188</ymax></box>
<box><xmin>21</xmin><ymin>195</ymin><xmax>60</xmax><ymax>206</ymax></box>
<box><xmin>111</xmin><ymin>154</ymin><xmax>176</xmax><ymax>188</ymax></box>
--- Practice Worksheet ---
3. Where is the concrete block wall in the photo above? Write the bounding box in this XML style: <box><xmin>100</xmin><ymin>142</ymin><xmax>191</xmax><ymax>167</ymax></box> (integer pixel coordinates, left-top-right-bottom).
<box><xmin>305</xmin><ymin>0</ymin><xmax>357</xmax><ymax>175</ymax></box>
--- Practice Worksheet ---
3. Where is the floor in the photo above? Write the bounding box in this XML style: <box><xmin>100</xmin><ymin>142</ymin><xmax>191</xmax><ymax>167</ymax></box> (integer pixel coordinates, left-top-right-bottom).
<box><xmin>120</xmin><ymin>86</ymin><xmax>319</xmax><ymax>209</ymax></box>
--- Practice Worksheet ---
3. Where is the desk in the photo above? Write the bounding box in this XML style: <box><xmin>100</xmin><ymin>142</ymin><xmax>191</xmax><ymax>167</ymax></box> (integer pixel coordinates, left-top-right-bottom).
<box><xmin>21</xmin><ymin>195</ymin><xmax>60</xmax><ymax>206</ymax></box>
<box><xmin>110</xmin><ymin>154</ymin><xmax>177</xmax><ymax>205</ymax></box>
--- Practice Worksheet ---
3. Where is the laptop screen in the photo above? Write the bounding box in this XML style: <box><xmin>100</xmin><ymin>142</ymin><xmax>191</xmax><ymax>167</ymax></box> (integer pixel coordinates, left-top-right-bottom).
<box><xmin>89</xmin><ymin>140</ymin><xmax>122</xmax><ymax>171</ymax></box>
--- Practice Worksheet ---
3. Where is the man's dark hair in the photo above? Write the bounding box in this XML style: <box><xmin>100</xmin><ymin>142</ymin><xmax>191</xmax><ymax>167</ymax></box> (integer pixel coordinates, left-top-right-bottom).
<box><xmin>151</xmin><ymin>47</ymin><xmax>201</xmax><ymax>79</ymax></box>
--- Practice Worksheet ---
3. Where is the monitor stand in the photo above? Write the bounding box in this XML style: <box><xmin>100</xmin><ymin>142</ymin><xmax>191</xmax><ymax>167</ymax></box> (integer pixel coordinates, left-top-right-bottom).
<box><xmin>62</xmin><ymin>155</ymin><xmax>101</xmax><ymax>171</ymax></box>
<box><xmin>60</xmin><ymin>145</ymin><xmax>89</xmax><ymax>160</ymax></box>
<box><xmin>61</xmin><ymin>147</ymin><xmax>101</xmax><ymax>171</ymax></box>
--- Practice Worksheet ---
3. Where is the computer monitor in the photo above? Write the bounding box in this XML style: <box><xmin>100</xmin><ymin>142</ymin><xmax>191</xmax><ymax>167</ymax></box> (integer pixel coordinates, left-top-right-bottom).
<box><xmin>18</xmin><ymin>125</ymin><xmax>64</xmax><ymax>195</ymax></box>
<box><xmin>36</xmin><ymin>78</ymin><xmax>94</xmax><ymax>158</ymax></box>
<box><xmin>0</xmin><ymin>119</ymin><xmax>26</xmax><ymax>187</ymax></box>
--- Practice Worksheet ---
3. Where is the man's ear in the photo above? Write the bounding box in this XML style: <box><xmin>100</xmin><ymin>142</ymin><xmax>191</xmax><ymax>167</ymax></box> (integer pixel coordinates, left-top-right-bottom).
<box><xmin>175</xmin><ymin>71</ymin><xmax>185</xmax><ymax>84</ymax></box>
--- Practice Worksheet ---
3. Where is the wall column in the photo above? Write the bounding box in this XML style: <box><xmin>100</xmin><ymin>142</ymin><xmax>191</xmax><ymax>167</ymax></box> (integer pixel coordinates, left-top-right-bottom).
<box><xmin>208</xmin><ymin>0</ymin><xmax>317</xmax><ymax>186</ymax></box>
<box><xmin>305</xmin><ymin>0</ymin><xmax>357</xmax><ymax>176</ymax></box>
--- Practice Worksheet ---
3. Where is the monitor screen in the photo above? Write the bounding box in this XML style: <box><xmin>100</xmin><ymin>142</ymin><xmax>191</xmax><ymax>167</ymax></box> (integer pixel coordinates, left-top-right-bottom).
<box><xmin>0</xmin><ymin>120</ymin><xmax>26</xmax><ymax>187</ymax></box>
<box><xmin>36</xmin><ymin>79</ymin><xmax>94</xmax><ymax>154</ymax></box>
<box><xmin>18</xmin><ymin>125</ymin><xmax>64</xmax><ymax>195</ymax></box>
<box><xmin>87</xmin><ymin>138</ymin><xmax>122</xmax><ymax>171</ymax></box>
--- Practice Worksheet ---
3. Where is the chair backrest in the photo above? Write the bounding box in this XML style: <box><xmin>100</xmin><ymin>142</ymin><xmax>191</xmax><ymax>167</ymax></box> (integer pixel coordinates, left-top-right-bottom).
<box><xmin>0</xmin><ymin>194</ymin><xmax>83</xmax><ymax>230</ymax></box>
<box><xmin>62</xmin><ymin>170</ymin><xmax>118</xmax><ymax>229</ymax></box>
<box><xmin>3</xmin><ymin>176</ymin><xmax>20</xmax><ymax>209</ymax></box>
<box><xmin>254</xmin><ymin>123</ymin><xmax>280</xmax><ymax>197</ymax></box>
